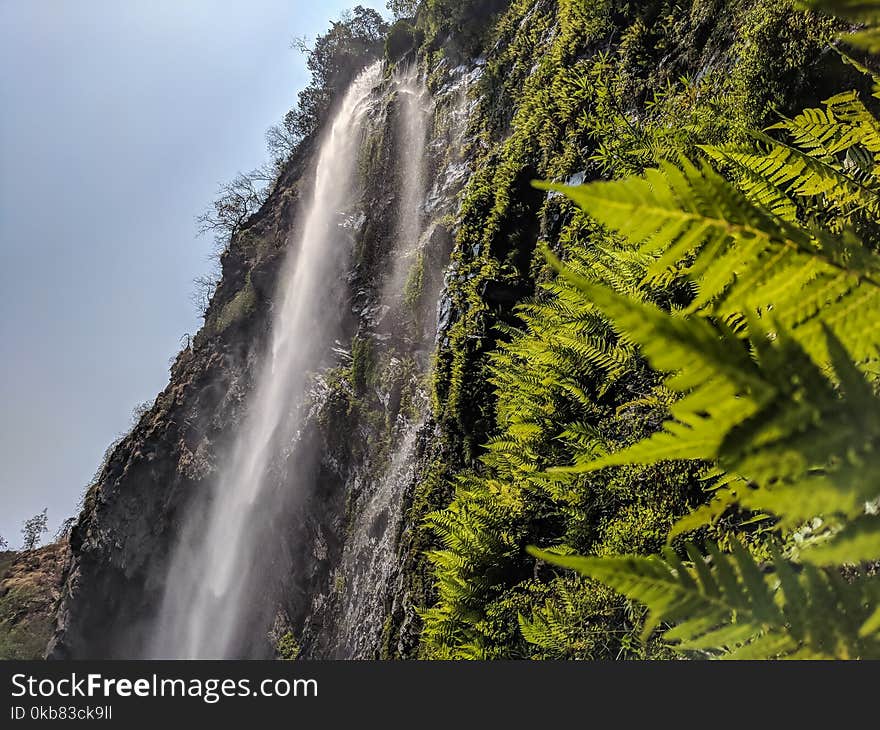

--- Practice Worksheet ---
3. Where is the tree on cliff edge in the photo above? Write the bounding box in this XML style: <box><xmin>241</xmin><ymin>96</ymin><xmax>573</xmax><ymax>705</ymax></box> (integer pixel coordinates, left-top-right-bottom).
<box><xmin>267</xmin><ymin>5</ymin><xmax>388</xmax><ymax>162</ymax></box>
<box><xmin>21</xmin><ymin>509</ymin><xmax>48</xmax><ymax>551</ymax></box>
<box><xmin>387</xmin><ymin>0</ymin><xmax>420</xmax><ymax>20</ymax></box>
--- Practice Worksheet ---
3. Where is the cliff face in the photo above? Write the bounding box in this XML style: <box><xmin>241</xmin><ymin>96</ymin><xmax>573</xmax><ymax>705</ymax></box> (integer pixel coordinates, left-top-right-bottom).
<box><xmin>47</xmin><ymin>164</ymin><xmax>290</xmax><ymax>658</ymax></box>
<box><xmin>48</xmin><ymin>46</ymin><xmax>480</xmax><ymax>659</ymax></box>
<box><xmin>48</xmin><ymin>0</ymin><xmax>861</xmax><ymax>660</ymax></box>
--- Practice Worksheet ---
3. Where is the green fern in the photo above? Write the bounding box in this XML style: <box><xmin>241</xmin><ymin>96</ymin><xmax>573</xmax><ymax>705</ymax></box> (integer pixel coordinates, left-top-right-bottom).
<box><xmin>528</xmin><ymin>82</ymin><xmax>880</xmax><ymax>656</ymax></box>
<box><xmin>530</xmin><ymin>541</ymin><xmax>880</xmax><ymax>658</ymax></box>
<box><xmin>421</xmin><ymin>231</ymin><xmax>659</xmax><ymax>658</ymax></box>
<box><xmin>546</xmin><ymin>265</ymin><xmax>880</xmax><ymax>550</ymax></box>
<box><xmin>800</xmin><ymin>0</ymin><xmax>880</xmax><ymax>52</ymax></box>
<box><xmin>704</xmin><ymin>92</ymin><xmax>880</xmax><ymax>228</ymax></box>
<box><xmin>539</xmin><ymin>149</ymin><xmax>880</xmax><ymax>367</ymax></box>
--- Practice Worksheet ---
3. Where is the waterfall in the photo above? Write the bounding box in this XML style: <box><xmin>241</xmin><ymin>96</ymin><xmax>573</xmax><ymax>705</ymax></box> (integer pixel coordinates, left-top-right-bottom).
<box><xmin>149</xmin><ymin>63</ymin><xmax>383</xmax><ymax>659</ymax></box>
<box><xmin>311</xmin><ymin>61</ymin><xmax>484</xmax><ymax>659</ymax></box>
<box><xmin>322</xmin><ymin>67</ymin><xmax>436</xmax><ymax>658</ymax></box>
<box><xmin>384</xmin><ymin>65</ymin><xmax>431</xmax><ymax>312</ymax></box>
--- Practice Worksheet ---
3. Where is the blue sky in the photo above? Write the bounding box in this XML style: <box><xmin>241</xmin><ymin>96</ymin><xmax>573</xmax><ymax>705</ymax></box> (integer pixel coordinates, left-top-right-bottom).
<box><xmin>0</xmin><ymin>0</ymin><xmax>388</xmax><ymax>546</ymax></box>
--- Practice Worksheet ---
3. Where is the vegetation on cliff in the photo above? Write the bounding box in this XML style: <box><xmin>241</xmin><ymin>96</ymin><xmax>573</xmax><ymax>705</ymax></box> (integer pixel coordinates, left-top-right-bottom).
<box><xmin>412</xmin><ymin>0</ymin><xmax>880</xmax><ymax>659</ymax></box>
<box><xmin>0</xmin><ymin>544</ymin><xmax>65</xmax><ymax>659</ymax></box>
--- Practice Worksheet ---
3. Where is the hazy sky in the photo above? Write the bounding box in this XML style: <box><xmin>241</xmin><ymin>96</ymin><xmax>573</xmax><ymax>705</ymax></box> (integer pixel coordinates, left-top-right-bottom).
<box><xmin>0</xmin><ymin>0</ymin><xmax>388</xmax><ymax>546</ymax></box>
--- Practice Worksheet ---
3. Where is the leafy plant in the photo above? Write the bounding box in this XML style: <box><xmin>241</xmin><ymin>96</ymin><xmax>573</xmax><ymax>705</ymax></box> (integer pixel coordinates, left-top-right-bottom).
<box><xmin>527</xmin><ymin>12</ymin><xmax>880</xmax><ymax>655</ymax></box>
<box><xmin>800</xmin><ymin>0</ymin><xmax>880</xmax><ymax>52</ymax></box>
<box><xmin>530</xmin><ymin>541</ymin><xmax>880</xmax><ymax>658</ymax></box>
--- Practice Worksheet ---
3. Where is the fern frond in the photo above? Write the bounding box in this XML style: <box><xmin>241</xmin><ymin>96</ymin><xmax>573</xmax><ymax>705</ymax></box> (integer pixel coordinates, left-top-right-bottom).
<box><xmin>798</xmin><ymin>0</ymin><xmax>880</xmax><ymax>23</ymax></box>
<box><xmin>700</xmin><ymin>144</ymin><xmax>799</xmax><ymax>221</ymax></box>
<box><xmin>668</xmin><ymin>488</ymin><xmax>739</xmax><ymax>539</ymax></box>
<box><xmin>771</xmin><ymin>92</ymin><xmax>880</xmax><ymax>157</ymax></box>
<box><xmin>530</xmin><ymin>541</ymin><xmax>880</xmax><ymax>658</ymax></box>
<box><xmin>835</xmin><ymin>47</ymin><xmax>880</xmax><ymax>99</ymax></box>
<box><xmin>539</xmin><ymin>155</ymin><xmax>880</xmax><ymax>371</ymax></box>
<box><xmin>799</xmin><ymin>516</ymin><xmax>880</xmax><ymax>564</ymax></box>
<box><xmin>544</xmin><ymin>262</ymin><xmax>880</xmax><ymax>561</ymax></box>
<box><xmin>704</xmin><ymin>127</ymin><xmax>880</xmax><ymax>221</ymax></box>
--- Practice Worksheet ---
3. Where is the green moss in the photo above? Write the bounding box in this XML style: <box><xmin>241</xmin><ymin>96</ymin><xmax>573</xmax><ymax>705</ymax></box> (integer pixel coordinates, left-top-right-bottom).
<box><xmin>723</xmin><ymin>1</ymin><xmax>842</xmax><ymax>127</ymax></box>
<box><xmin>385</xmin><ymin>19</ymin><xmax>422</xmax><ymax>62</ymax></box>
<box><xmin>380</xmin><ymin>613</ymin><xmax>395</xmax><ymax>658</ymax></box>
<box><xmin>402</xmin><ymin>250</ymin><xmax>425</xmax><ymax>313</ymax></box>
<box><xmin>213</xmin><ymin>274</ymin><xmax>257</xmax><ymax>333</ymax></box>
<box><xmin>276</xmin><ymin>632</ymin><xmax>301</xmax><ymax>661</ymax></box>
<box><xmin>418</xmin><ymin>0</ymin><xmax>510</xmax><ymax>57</ymax></box>
<box><xmin>350</xmin><ymin>335</ymin><xmax>378</xmax><ymax>395</ymax></box>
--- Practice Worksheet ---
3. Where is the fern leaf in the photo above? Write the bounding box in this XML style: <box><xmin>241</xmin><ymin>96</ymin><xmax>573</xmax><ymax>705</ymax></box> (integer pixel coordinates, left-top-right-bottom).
<box><xmin>847</xmin><ymin>27</ymin><xmax>880</xmax><ymax>52</ymax></box>
<box><xmin>669</xmin><ymin>489</ymin><xmax>737</xmax><ymax>539</ymax></box>
<box><xmin>797</xmin><ymin>0</ymin><xmax>880</xmax><ymax>21</ymax></box>
<box><xmin>529</xmin><ymin>542</ymin><xmax>880</xmax><ymax>658</ymax></box>
<box><xmin>861</xmin><ymin>607</ymin><xmax>880</xmax><ymax>637</ymax></box>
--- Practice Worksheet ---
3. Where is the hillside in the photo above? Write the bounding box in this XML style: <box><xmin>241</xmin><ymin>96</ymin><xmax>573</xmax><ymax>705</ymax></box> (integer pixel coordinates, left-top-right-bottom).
<box><xmin>0</xmin><ymin>544</ymin><xmax>66</xmax><ymax>659</ymax></box>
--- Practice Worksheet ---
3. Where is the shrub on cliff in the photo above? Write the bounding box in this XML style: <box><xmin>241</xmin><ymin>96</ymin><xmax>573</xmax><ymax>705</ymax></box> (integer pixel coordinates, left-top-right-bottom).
<box><xmin>420</xmin><ymin>0</ymin><xmax>512</xmax><ymax>55</ymax></box>
<box><xmin>287</xmin><ymin>6</ymin><xmax>388</xmax><ymax>144</ymax></box>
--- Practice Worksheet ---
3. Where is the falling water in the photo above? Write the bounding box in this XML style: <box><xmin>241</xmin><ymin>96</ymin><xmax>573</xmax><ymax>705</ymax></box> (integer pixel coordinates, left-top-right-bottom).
<box><xmin>150</xmin><ymin>63</ymin><xmax>383</xmax><ymax>659</ymax></box>
<box><xmin>326</xmin><ymin>410</ymin><xmax>425</xmax><ymax>658</ymax></box>
<box><xmin>384</xmin><ymin>65</ymin><xmax>431</xmax><ymax>307</ymax></box>
<box><xmin>325</xmin><ymin>67</ymin><xmax>434</xmax><ymax>657</ymax></box>
<box><xmin>318</xmin><ymin>62</ymin><xmax>486</xmax><ymax>658</ymax></box>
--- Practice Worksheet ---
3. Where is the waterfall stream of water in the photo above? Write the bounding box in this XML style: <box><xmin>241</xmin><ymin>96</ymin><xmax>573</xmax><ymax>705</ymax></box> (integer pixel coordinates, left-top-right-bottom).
<box><xmin>320</xmin><ymin>65</ymin><xmax>432</xmax><ymax>658</ymax></box>
<box><xmin>321</xmin><ymin>64</ymin><xmax>489</xmax><ymax>657</ymax></box>
<box><xmin>148</xmin><ymin>57</ymin><xmax>480</xmax><ymax>658</ymax></box>
<box><xmin>386</xmin><ymin>65</ymin><xmax>431</xmax><ymax>306</ymax></box>
<box><xmin>149</xmin><ymin>63</ymin><xmax>383</xmax><ymax>659</ymax></box>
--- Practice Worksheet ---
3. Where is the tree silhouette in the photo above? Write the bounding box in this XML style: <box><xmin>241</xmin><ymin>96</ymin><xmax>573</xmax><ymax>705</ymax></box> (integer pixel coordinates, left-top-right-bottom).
<box><xmin>21</xmin><ymin>509</ymin><xmax>48</xmax><ymax>551</ymax></box>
